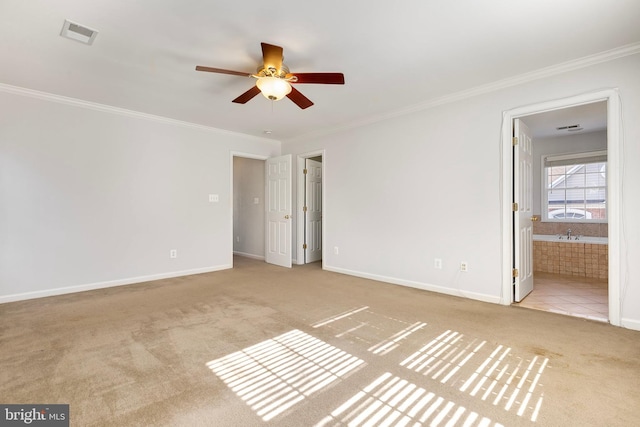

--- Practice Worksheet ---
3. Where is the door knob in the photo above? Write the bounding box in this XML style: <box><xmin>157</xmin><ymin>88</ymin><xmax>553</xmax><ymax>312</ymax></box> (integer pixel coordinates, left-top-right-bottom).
<box><xmin>284</xmin><ymin>215</ymin><xmax>290</xmax><ymax>219</ymax></box>
<box><xmin>531</xmin><ymin>216</ymin><xmax>539</xmax><ymax>221</ymax></box>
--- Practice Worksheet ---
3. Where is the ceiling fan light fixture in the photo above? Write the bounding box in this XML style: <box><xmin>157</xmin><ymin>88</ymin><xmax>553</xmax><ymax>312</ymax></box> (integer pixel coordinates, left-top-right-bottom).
<box><xmin>256</xmin><ymin>77</ymin><xmax>292</xmax><ymax>101</ymax></box>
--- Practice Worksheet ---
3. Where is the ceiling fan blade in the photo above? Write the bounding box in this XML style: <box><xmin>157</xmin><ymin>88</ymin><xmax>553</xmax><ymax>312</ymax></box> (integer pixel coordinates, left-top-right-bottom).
<box><xmin>232</xmin><ymin>86</ymin><xmax>261</xmax><ymax>104</ymax></box>
<box><xmin>195</xmin><ymin>66</ymin><xmax>252</xmax><ymax>77</ymax></box>
<box><xmin>261</xmin><ymin>43</ymin><xmax>284</xmax><ymax>72</ymax></box>
<box><xmin>286</xmin><ymin>86</ymin><xmax>314</xmax><ymax>109</ymax></box>
<box><xmin>289</xmin><ymin>73</ymin><xmax>345</xmax><ymax>84</ymax></box>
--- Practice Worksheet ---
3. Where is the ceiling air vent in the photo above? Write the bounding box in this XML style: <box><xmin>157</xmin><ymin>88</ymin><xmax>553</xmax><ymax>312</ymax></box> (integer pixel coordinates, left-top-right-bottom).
<box><xmin>556</xmin><ymin>124</ymin><xmax>584</xmax><ymax>132</ymax></box>
<box><xmin>556</xmin><ymin>124</ymin><xmax>581</xmax><ymax>131</ymax></box>
<box><xmin>60</xmin><ymin>20</ymin><xmax>98</xmax><ymax>45</ymax></box>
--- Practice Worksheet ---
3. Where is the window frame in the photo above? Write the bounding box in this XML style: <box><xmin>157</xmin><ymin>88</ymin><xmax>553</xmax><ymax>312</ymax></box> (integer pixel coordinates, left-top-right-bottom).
<box><xmin>541</xmin><ymin>150</ymin><xmax>607</xmax><ymax>223</ymax></box>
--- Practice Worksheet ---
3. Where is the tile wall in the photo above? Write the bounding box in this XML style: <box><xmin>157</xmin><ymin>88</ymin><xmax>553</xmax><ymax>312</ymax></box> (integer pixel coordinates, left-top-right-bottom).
<box><xmin>533</xmin><ymin>241</ymin><xmax>608</xmax><ymax>280</ymax></box>
<box><xmin>532</xmin><ymin>220</ymin><xmax>608</xmax><ymax>237</ymax></box>
<box><xmin>532</xmin><ymin>220</ymin><xmax>608</xmax><ymax>280</ymax></box>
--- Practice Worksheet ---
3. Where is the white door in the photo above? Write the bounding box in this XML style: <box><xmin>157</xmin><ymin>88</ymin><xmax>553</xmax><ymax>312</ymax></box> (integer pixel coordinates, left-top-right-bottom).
<box><xmin>266</xmin><ymin>155</ymin><xmax>292</xmax><ymax>268</ymax></box>
<box><xmin>514</xmin><ymin>118</ymin><xmax>534</xmax><ymax>301</ymax></box>
<box><xmin>304</xmin><ymin>159</ymin><xmax>322</xmax><ymax>263</ymax></box>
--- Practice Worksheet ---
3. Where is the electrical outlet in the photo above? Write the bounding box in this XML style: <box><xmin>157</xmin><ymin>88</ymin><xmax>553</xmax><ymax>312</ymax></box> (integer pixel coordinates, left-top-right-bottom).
<box><xmin>236</xmin><ymin>236</ymin><xmax>240</xmax><ymax>242</ymax></box>
<box><xmin>334</xmin><ymin>246</ymin><xmax>339</xmax><ymax>255</ymax></box>
<box><xmin>460</xmin><ymin>262</ymin><xmax>468</xmax><ymax>272</ymax></box>
<box><xmin>170</xmin><ymin>249</ymin><xmax>177</xmax><ymax>259</ymax></box>
<box><xmin>434</xmin><ymin>258</ymin><xmax>442</xmax><ymax>269</ymax></box>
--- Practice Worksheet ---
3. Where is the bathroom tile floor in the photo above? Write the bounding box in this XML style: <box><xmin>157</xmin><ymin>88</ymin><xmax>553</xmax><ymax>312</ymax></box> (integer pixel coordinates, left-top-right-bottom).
<box><xmin>514</xmin><ymin>272</ymin><xmax>608</xmax><ymax>322</ymax></box>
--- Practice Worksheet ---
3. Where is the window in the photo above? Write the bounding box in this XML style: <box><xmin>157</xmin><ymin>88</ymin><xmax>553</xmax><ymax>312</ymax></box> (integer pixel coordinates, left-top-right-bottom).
<box><xmin>547</xmin><ymin>208</ymin><xmax>592</xmax><ymax>219</ymax></box>
<box><xmin>543</xmin><ymin>150</ymin><xmax>606</xmax><ymax>222</ymax></box>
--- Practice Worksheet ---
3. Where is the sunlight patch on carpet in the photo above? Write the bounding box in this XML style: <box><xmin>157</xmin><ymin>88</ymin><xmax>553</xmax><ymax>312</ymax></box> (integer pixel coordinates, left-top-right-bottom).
<box><xmin>312</xmin><ymin>306</ymin><xmax>370</xmax><ymax>328</ymax></box>
<box><xmin>401</xmin><ymin>330</ymin><xmax>486</xmax><ymax>385</ymax></box>
<box><xmin>459</xmin><ymin>346</ymin><xmax>548</xmax><ymax>422</ymax></box>
<box><xmin>206</xmin><ymin>329</ymin><xmax>365</xmax><ymax>421</ymax></box>
<box><xmin>315</xmin><ymin>372</ymin><xmax>505</xmax><ymax>427</ymax></box>
<box><xmin>368</xmin><ymin>321</ymin><xmax>427</xmax><ymax>355</ymax></box>
<box><xmin>401</xmin><ymin>330</ymin><xmax>548</xmax><ymax>422</ymax></box>
<box><xmin>313</xmin><ymin>307</ymin><xmax>426</xmax><ymax>355</ymax></box>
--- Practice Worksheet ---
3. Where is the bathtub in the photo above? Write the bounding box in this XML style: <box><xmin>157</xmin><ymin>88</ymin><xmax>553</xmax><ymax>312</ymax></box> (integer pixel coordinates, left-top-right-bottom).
<box><xmin>533</xmin><ymin>234</ymin><xmax>608</xmax><ymax>244</ymax></box>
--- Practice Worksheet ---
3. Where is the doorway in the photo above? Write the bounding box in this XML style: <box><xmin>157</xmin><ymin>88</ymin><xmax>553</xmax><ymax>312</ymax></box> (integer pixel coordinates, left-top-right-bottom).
<box><xmin>232</xmin><ymin>155</ymin><xmax>267</xmax><ymax>262</ymax></box>
<box><xmin>231</xmin><ymin>152</ymin><xmax>294</xmax><ymax>268</ymax></box>
<box><xmin>296</xmin><ymin>151</ymin><xmax>325</xmax><ymax>265</ymax></box>
<box><xmin>501</xmin><ymin>89</ymin><xmax>622</xmax><ymax>327</ymax></box>
<box><xmin>515</xmin><ymin>103</ymin><xmax>609</xmax><ymax>321</ymax></box>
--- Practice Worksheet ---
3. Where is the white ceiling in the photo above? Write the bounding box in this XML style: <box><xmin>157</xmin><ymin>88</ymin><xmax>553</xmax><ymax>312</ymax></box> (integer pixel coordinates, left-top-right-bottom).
<box><xmin>2</xmin><ymin>0</ymin><xmax>639</xmax><ymax>142</ymax></box>
<box><xmin>521</xmin><ymin>101</ymin><xmax>608</xmax><ymax>139</ymax></box>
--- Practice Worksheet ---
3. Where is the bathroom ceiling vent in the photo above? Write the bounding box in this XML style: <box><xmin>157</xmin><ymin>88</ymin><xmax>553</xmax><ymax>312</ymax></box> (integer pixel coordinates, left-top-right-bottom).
<box><xmin>556</xmin><ymin>124</ymin><xmax>583</xmax><ymax>131</ymax></box>
<box><xmin>60</xmin><ymin>20</ymin><xmax>98</xmax><ymax>45</ymax></box>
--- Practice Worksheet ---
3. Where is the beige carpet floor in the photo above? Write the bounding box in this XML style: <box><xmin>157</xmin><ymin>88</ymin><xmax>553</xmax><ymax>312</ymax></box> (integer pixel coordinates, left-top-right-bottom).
<box><xmin>1</xmin><ymin>256</ymin><xmax>639</xmax><ymax>426</ymax></box>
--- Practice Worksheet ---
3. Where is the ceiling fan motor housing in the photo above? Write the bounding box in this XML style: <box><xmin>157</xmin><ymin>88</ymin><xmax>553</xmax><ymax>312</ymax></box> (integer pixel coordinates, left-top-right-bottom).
<box><xmin>257</xmin><ymin>64</ymin><xmax>290</xmax><ymax>78</ymax></box>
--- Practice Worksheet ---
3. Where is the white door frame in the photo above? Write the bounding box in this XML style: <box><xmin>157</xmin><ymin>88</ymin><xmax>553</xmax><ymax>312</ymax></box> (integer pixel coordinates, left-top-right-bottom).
<box><xmin>296</xmin><ymin>150</ymin><xmax>326</xmax><ymax>266</ymax></box>
<box><xmin>229</xmin><ymin>151</ymin><xmax>269</xmax><ymax>267</ymax></box>
<box><xmin>500</xmin><ymin>89</ymin><xmax>622</xmax><ymax>327</ymax></box>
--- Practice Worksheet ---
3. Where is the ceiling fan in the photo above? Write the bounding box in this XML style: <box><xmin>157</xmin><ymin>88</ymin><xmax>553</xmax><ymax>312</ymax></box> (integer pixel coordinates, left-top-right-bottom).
<box><xmin>196</xmin><ymin>42</ymin><xmax>345</xmax><ymax>109</ymax></box>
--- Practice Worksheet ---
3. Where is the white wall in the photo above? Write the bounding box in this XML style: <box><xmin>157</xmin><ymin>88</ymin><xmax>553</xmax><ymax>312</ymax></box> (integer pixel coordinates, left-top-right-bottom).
<box><xmin>233</xmin><ymin>157</ymin><xmax>265</xmax><ymax>258</ymax></box>
<box><xmin>282</xmin><ymin>53</ymin><xmax>640</xmax><ymax>329</ymax></box>
<box><xmin>0</xmin><ymin>89</ymin><xmax>279</xmax><ymax>302</ymax></box>
<box><xmin>529</xmin><ymin>130</ymin><xmax>607</xmax><ymax>216</ymax></box>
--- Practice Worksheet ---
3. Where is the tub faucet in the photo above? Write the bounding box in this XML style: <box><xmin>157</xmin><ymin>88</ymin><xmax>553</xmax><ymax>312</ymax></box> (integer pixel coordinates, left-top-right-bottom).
<box><xmin>567</xmin><ymin>229</ymin><xmax>572</xmax><ymax>240</ymax></box>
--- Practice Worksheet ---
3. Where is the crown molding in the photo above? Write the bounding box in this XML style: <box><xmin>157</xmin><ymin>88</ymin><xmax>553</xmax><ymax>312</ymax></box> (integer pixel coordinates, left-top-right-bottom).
<box><xmin>0</xmin><ymin>83</ymin><xmax>275</xmax><ymax>143</ymax></box>
<box><xmin>286</xmin><ymin>42</ymin><xmax>640</xmax><ymax>144</ymax></box>
<box><xmin>2</xmin><ymin>41</ymin><xmax>638</xmax><ymax>145</ymax></box>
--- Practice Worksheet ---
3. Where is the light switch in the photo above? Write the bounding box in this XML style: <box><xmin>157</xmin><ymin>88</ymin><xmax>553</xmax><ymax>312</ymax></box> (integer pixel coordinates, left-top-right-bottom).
<box><xmin>209</xmin><ymin>194</ymin><xmax>219</xmax><ymax>203</ymax></box>
<box><xmin>253</xmin><ymin>197</ymin><xmax>259</xmax><ymax>204</ymax></box>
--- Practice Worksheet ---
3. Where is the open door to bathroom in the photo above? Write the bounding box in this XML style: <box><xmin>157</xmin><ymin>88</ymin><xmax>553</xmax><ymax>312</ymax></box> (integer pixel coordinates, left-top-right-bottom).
<box><xmin>513</xmin><ymin>118</ymin><xmax>534</xmax><ymax>302</ymax></box>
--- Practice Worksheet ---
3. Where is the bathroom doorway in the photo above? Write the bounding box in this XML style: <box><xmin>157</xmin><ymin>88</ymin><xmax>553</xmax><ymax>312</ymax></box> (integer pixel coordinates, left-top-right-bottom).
<box><xmin>515</xmin><ymin>102</ymin><xmax>609</xmax><ymax>321</ymax></box>
<box><xmin>501</xmin><ymin>89</ymin><xmax>622</xmax><ymax>327</ymax></box>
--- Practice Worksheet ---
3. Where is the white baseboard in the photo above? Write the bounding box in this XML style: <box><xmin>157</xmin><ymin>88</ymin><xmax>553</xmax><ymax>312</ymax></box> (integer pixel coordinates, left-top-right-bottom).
<box><xmin>233</xmin><ymin>251</ymin><xmax>265</xmax><ymax>260</ymax></box>
<box><xmin>620</xmin><ymin>318</ymin><xmax>640</xmax><ymax>331</ymax></box>
<box><xmin>324</xmin><ymin>265</ymin><xmax>501</xmax><ymax>304</ymax></box>
<box><xmin>233</xmin><ymin>252</ymin><xmax>298</xmax><ymax>264</ymax></box>
<box><xmin>0</xmin><ymin>264</ymin><xmax>232</xmax><ymax>304</ymax></box>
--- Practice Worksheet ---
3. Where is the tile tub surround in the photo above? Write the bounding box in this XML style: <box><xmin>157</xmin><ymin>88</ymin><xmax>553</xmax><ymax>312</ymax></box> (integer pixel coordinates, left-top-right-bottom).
<box><xmin>533</xmin><ymin>239</ymin><xmax>608</xmax><ymax>280</ymax></box>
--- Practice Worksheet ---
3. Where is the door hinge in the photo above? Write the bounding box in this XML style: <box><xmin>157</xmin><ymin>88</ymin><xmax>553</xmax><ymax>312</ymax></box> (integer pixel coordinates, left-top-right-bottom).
<box><xmin>513</xmin><ymin>137</ymin><xmax>518</xmax><ymax>146</ymax></box>
<box><xmin>303</xmin><ymin>206</ymin><xmax>308</xmax><ymax>212</ymax></box>
<box><xmin>303</xmin><ymin>243</ymin><xmax>307</xmax><ymax>249</ymax></box>
<box><xmin>303</xmin><ymin>168</ymin><xmax>308</xmax><ymax>175</ymax></box>
<box><xmin>512</xmin><ymin>268</ymin><xmax>519</xmax><ymax>278</ymax></box>
<box><xmin>512</xmin><ymin>202</ymin><xmax>518</xmax><ymax>211</ymax></box>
